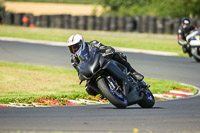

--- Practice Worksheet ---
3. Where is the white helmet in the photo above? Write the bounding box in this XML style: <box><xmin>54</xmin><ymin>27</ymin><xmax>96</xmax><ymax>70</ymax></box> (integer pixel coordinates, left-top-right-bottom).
<box><xmin>67</xmin><ymin>34</ymin><xmax>86</xmax><ymax>54</ymax></box>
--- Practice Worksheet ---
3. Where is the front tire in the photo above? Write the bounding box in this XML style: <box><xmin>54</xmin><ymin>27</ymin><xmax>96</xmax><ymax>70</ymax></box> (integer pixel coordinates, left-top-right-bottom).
<box><xmin>192</xmin><ymin>56</ymin><xmax>200</xmax><ymax>62</ymax></box>
<box><xmin>97</xmin><ymin>78</ymin><xmax>127</xmax><ymax>109</ymax></box>
<box><xmin>138</xmin><ymin>88</ymin><xmax>155</xmax><ymax>108</ymax></box>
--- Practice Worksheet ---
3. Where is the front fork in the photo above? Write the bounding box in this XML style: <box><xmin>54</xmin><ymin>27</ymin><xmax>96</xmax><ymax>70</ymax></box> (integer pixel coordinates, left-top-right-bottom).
<box><xmin>106</xmin><ymin>76</ymin><xmax>123</xmax><ymax>93</ymax></box>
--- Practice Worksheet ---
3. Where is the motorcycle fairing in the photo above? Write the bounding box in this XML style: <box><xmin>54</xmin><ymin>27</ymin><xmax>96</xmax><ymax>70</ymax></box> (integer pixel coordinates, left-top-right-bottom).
<box><xmin>77</xmin><ymin>46</ymin><xmax>143</xmax><ymax>105</ymax></box>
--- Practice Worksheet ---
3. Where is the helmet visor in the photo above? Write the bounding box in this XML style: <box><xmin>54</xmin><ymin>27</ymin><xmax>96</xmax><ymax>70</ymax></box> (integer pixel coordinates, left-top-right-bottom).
<box><xmin>68</xmin><ymin>42</ymin><xmax>81</xmax><ymax>54</ymax></box>
<box><xmin>183</xmin><ymin>20</ymin><xmax>190</xmax><ymax>25</ymax></box>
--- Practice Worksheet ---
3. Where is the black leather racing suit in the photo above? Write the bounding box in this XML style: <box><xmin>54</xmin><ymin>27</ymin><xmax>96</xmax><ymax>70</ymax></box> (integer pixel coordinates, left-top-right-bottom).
<box><xmin>177</xmin><ymin>25</ymin><xmax>195</xmax><ymax>56</ymax></box>
<box><xmin>71</xmin><ymin>40</ymin><xmax>143</xmax><ymax>96</ymax></box>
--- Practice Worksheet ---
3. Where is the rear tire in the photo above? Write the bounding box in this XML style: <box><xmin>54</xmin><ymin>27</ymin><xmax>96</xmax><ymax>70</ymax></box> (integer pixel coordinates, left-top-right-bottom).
<box><xmin>97</xmin><ymin>78</ymin><xmax>127</xmax><ymax>109</ymax></box>
<box><xmin>138</xmin><ymin>88</ymin><xmax>155</xmax><ymax>108</ymax></box>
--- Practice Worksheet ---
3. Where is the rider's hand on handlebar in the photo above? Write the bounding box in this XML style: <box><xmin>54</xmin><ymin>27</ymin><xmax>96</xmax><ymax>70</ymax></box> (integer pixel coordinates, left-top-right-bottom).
<box><xmin>102</xmin><ymin>49</ymin><xmax>114</xmax><ymax>57</ymax></box>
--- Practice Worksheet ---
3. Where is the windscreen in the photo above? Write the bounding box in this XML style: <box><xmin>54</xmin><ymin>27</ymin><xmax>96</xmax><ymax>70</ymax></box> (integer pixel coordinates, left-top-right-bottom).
<box><xmin>76</xmin><ymin>43</ymin><xmax>90</xmax><ymax>62</ymax></box>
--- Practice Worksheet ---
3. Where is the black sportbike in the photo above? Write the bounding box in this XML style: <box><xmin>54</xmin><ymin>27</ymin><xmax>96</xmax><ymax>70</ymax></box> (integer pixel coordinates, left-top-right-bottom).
<box><xmin>77</xmin><ymin>45</ymin><xmax>155</xmax><ymax>109</ymax></box>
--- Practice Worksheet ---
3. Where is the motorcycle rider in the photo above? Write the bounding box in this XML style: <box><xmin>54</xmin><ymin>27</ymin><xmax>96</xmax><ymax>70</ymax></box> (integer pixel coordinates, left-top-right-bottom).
<box><xmin>177</xmin><ymin>17</ymin><xmax>196</xmax><ymax>56</ymax></box>
<box><xmin>67</xmin><ymin>34</ymin><xmax>144</xmax><ymax>96</ymax></box>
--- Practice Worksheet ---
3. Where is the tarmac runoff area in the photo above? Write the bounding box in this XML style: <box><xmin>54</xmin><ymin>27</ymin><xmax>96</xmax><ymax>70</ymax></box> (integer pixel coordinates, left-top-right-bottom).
<box><xmin>0</xmin><ymin>37</ymin><xmax>199</xmax><ymax>108</ymax></box>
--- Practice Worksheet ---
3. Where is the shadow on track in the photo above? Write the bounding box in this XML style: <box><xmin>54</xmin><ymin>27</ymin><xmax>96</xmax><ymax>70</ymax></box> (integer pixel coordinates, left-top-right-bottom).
<box><xmin>100</xmin><ymin>106</ymin><xmax>163</xmax><ymax>110</ymax></box>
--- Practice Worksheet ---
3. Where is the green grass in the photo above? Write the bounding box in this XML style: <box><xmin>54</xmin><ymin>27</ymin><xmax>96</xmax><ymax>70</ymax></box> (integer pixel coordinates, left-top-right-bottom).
<box><xmin>0</xmin><ymin>61</ymin><xmax>87</xmax><ymax>104</ymax></box>
<box><xmin>5</xmin><ymin>0</ymin><xmax>100</xmax><ymax>4</ymax></box>
<box><xmin>144</xmin><ymin>78</ymin><xmax>197</xmax><ymax>94</ymax></box>
<box><xmin>0</xmin><ymin>61</ymin><xmax>197</xmax><ymax>104</ymax></box>
<box><xmin>0</xmin><ymin>25</ymin><xmax>186</xmax><ymax>56</ymax></box>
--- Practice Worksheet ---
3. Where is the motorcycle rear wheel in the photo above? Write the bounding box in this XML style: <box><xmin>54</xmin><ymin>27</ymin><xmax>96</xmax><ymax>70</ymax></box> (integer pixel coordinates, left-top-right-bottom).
<box><xmin>97</xmin><ymin>78</ymin><xmax>127</xmax><ymax>109</ymax></box>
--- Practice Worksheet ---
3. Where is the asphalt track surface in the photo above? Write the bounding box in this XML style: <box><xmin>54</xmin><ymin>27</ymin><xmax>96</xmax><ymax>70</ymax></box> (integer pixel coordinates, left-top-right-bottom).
<box><xmin>0</xmin><ymin>40</ymin><xmax>200</xmax><ymax>133</ymax></box>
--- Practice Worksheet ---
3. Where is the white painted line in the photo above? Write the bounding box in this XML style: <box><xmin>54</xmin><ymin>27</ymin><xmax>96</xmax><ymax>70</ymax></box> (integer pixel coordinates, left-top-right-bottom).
<box><xmin>114</xmin><ymin>47</ymin><xmax>178</xmax><ymax>56</ymax></box>
<box><xmin>0</xmin><ymin>37</ymin><xmax>66</xmax><ymax>46</ymax></box>
<box><xmin>0</xmin><ymin>37</ymin><xmax>178</xmax><ymax>56</ymax></box>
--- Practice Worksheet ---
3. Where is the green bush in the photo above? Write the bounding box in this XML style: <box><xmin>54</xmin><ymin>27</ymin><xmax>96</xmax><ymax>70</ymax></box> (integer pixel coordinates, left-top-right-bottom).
<box><xmin>100</xmin><ymin>0</ymin><xmax>200</xmax><ymax>18</ymax></box>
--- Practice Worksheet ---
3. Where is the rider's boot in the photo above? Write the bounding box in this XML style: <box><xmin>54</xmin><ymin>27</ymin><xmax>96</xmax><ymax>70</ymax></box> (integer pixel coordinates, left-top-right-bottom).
<box><xmin>182</xmin><ymin>45</ymin><xmax>188</xmax><ymax>53</ymax></box>
<box><xmin>182</xmin><ymin>44</ymin><xmax>192</xmax><ymax>57</ymax></box>
<box><xmin>187</xmin><ymin>46</ymin><xmax>192</xmax><ymax>57</ymax></box>
<box><xmin>128</xmin><ymin>67</ymin><xmax>144</xmax><ymax>81</ymax></box>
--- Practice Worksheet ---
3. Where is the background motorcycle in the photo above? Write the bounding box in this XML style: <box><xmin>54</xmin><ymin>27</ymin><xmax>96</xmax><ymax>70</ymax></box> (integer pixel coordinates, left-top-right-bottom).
<box><xmin>186</xmin><ymin>30</ymin><xmax>200</xmax><ymax>62</ymax></box>
<box><xmin>77</xmin><ymin>45</ymin><xmax>155</xmax><ymax>109</ymax></box>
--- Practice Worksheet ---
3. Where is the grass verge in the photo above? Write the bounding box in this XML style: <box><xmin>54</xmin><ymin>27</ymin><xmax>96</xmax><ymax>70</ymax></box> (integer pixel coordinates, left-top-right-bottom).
<box><xmin>0</xmin><ymin>25</ymin><xmax>186</xmax><ymax>56</ymax></box>
<box><xmin>0</xmin><ymin>61</ymin><xmax>197</xmax><ymax>104</ymax></box>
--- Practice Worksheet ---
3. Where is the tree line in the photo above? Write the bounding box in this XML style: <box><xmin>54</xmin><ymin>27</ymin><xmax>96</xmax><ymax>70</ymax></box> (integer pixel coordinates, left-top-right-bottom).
<box><xmin>100</xmin><ymin>0</ymin><xmax>200</xmax><ymax>18</ymax></box>
<box><xmin>1</xmin><ymin>0</ymin><xmax>200</xmax><ymax>19</ymax></box>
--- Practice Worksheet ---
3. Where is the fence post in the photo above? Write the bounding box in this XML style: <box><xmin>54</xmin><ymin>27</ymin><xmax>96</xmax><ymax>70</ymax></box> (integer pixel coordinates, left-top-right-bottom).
<box><xmin>134</xmin><ymin>16</ymin><xmax>142</xmax><ymax>32</ymax></box>
<box><xmin>40</xmin><ymin>15</ymin><xmax>50</xmax><ymax>27</ymax></box>
<box><xmin>70</xmin><ymin>16</ymin><xmax>79</xmax><ymax>29</ymax></box>
<box><xmin>78</xmin><ymin>16</ymin><xmax>87</xmax><ymax>30</ymax></box>
<box><xmin>125</xmin><ymin>16</ymin><xmax>135</xmax><ymax>32</ymax></box>
<box><xmin>102</xmin><ymin>16</ymin><xmax>111</xmax><ymax>31</ymax></box>
<box><xmin>173</xmin><ymin>18</ymin><xmax>181</xmax><ymax>34</ymax></box>
<box><xmin>54</xmin><ymin>15</ymin><xmax>64</xmax><ymax>28</ymax></box>
<box><xmin>49</xmin><ymin>15</ymin><xmax>55</xmax><ymax>28</ymax></box>
<box><xmin>49</xmin><ymin>15</ymin><xmax>64</xmax><ymax>28</ymax></box>
<box><xmin>87</xmin><ymin>15</ymin><xmax>96</xmax><ymax>30</ymax></box>
<box><xmin>0</xmin><ymin>11</ymin><xmax>4</xmax><ymax>24</ymax></box>
<box><xmin>110</xmin><ymin>16</ymin><xmax>118</xmax><ymax>31</ymax></box>
<box><xmin>164</xmin><ymin>17</ymin><xmax>173</xmax><ymax>34</ymax></box>
<box><xmin>117</xmin><ymin>16</ymin><xmax>125</xmax><ymax>31</ymax></box>
<box><xmin>34</xmin><ymin>16</ymin><xmax>40</xmax><ymax>27</ymax></box>
<box><xmin>95</xmin><ymin>16</ymin><xmax>103</xmax><ymax>30</ymax></box>
<box><xmin>140</xmin><ymin>16</ymin><xmax>149</xmax><ymax>33</ymax></box>
<box><xmin>148</xmin><ymin>16</ymin><xmax>156</xmax><ymax>33</ymax></box>
<box><xmin>63</xmin><ymin>15</ymin><xmax>71</xmax><ymax>29</ymax></box>
<box><xmin>3</xmin><ymin>12</ymin><xmax>14</xmax><ymax>25</ymax></box>
<box><xmin>13</xmin><ymin>13</ymin><xmax>24</xmax><ymax>25</ymax></box>
<box><xmin>156</xmin><ymin>18</ymin><xmax>165</xmax><ymax>34</ymax></box>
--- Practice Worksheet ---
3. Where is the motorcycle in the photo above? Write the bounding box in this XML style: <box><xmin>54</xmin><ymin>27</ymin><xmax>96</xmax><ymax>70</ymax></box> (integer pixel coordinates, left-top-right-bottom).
<box><xmin>186</xmin><ymin>30</ymin><xmax>200</xmax><ymax>62</ymax></box>
<box><xmin>76</xmin><ymin>44</ymin><xmax>155</xmax><ymax>109</ymax></box>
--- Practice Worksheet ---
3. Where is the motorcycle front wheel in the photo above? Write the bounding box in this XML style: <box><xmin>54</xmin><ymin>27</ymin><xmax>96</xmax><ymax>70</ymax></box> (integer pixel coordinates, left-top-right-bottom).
<box><xmin>192</xmin><ymin>56</ymin><xmax>200</xmax><ymax>62</ymax></box>
<box><xmin>138</xmin><ymin>88</ymin><xmax>155</xmax><ymax>108</ymax></box>
<box><xmin>97</xmin><ymin>78</ymin><xmax>127</xmax><ymax>109</ymax></box>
